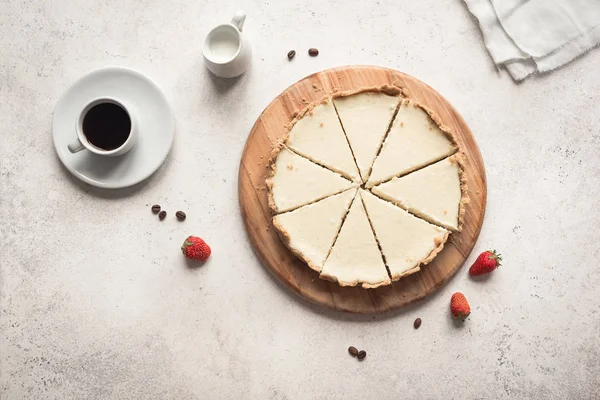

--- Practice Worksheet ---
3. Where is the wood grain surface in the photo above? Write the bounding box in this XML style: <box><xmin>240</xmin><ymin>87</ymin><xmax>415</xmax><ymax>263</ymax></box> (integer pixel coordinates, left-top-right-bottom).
<box><xmin>238</xmin><ymin>65</ymin><xmax>487</xmax><ymax>313</ymax></box>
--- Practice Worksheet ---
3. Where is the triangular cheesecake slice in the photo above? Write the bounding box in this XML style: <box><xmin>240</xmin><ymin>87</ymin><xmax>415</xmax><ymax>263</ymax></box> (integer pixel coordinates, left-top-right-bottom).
<box><xmin>286</xmin><ymin>100</ymin><xmax>360</xmax><ymax>182</ymax></box>
<box><xmin>371</xmin><ymin>155</ymin><xmax>465</xmax><ymax>231</ymax></box>
<box><xmin>361</xmin><ymin>190</ymin><xmax>448</xmax><ymax>280</ymax></box>
<box><xmin>267</xmin><ymin>147</ymin><xmax>356</xmax><ymax>213</ymax></box>
<box><xmin>333</xmin><ymin>90</ymin><xmax>400</xmax><ymax>181</ymax></box>
<box><xmin>366</xmin><ymin>99</ymin><xmax>457</xmax><ymax>188</ymax></box>
<box><xmin>320</xmin><ymin>195</ymin><xmax>391</xmax><ymax>288</ymax></box>
<box><xmin>273</xmin><ymin>189</ymin><xmax>357</xmax><ymax>272</ymax></box>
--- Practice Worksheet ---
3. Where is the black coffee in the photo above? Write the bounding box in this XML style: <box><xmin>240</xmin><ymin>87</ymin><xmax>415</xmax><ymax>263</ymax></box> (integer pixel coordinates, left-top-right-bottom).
<box><xmin>82</xmin><ymin>102</ymin><xmax>131</xmax><ymax>150</ymax></box>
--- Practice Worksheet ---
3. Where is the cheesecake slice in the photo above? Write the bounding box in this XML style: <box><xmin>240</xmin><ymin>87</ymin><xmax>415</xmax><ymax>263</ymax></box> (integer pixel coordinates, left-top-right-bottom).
<box><xmin>333</xmin><ymin>90</ymin><xmax>400</xmax><ymax>181</ymax></box>
<box><xmin>267</xmin><ymin>147</ymin><xmax>356</xmax><ymax>213</ymax></box>
<box><xmin>273</xmin><ymin>189</ymin><xmax>357</xmax><ymax>272</ymax></box>
<box><xmin>361</xmin><ymin>190</ymin><xmax>448</xmax><ymax>280</ymax></box>
<box><xmin>320</xmin><ymin>195</ymin><xmax>391</xmax><ymax>288</ymax></box>
<box><xmin>286</xmin><ymin>100</ymin><xmax>360</xmax><ymax>182</ymax></box>
<box><xmin>366</xmin><ymin>99</ymin><xmax>457</xmax><ymax>188</ymax></box>
<box><xmin>371</xmin><ymin>155</ymin><xmax>466</xmax><ymax>231</ymax></box>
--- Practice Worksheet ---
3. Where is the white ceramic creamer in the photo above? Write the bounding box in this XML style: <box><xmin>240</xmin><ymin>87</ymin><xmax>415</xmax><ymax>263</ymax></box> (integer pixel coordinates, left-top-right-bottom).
<box><xmin>203</xmin><ymin>11</ymin><xmax>252</xmax><ymax>78</ymax></box>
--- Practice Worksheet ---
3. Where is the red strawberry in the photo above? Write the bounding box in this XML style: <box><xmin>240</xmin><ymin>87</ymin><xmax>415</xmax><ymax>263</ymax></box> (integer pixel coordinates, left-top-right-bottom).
<box><xmin>450</xmin><ymin>292</ymin><xmax>470</xmax><ymax>321</ymax></box>
<box><xmin>469</xmin><ymin>250</ymin><xmax>502</xmax><ymax>276</ymax></box>
<box><xmin>181</xmin><ymin>236</ymin><xmax>211</xmax><ymax>261</ymax></box>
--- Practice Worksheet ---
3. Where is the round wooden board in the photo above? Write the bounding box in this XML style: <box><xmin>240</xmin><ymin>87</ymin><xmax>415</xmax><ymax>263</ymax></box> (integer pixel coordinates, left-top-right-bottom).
<box><xmin>238</xmin><ymin>65</ymin><xmax>486</xmax><ymax>314</ymax></box>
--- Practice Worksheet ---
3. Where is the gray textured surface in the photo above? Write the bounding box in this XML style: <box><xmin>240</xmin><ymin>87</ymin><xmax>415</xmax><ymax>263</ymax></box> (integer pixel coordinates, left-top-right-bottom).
<box><xmin>1</xmin><ymin>1</ymin><xmax>600</xmax><ymax>399</ymax></box>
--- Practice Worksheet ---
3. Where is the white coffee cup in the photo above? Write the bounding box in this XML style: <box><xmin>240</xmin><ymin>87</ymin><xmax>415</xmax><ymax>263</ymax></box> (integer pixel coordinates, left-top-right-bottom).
<box><xmin>203</xmin><ymin>10</ymin><xmax>252</xmax><ymax>78</ymax></box>
<box><xmin>67</xmin><ymin>97</ymin><xmax>137</xmax><ymax>157</ymax></box>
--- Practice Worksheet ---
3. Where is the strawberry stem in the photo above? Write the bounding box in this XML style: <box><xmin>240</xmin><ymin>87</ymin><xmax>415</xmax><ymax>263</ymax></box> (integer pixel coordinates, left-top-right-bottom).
<box><xmin>490</xmin><ymin>250</ymin><xmax>502</xmax><ymax>266</ymax></box>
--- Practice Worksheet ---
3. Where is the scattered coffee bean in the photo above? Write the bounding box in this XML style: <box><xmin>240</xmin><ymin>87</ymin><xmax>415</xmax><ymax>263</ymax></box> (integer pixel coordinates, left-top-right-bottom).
<box><xmin>414</xmin><ymin>318</ymin><xmax>422</xmax><ymax>329</ymax></box>
<box><xmin>308</xmin><ymin>48</ymin><xmax>319</xmax><ymax>57</ymax></box>
<box><xmin>348</xmin><ymin>346</ymin><xmax>358</xmax><ymax>357</ymax></box>
<box><xmin>151</xmin><ymin>204</ymin><xmax>161</xmax><ymax>214</ymax></box>
<box><xmin>287</xmin><ymin>50</ymin><xmax>296</xmax><ymax>60</ymax></box>
<box><xmin>176</xmin><ymin>211</ymin><xmax>186</xmax><ymax>221</ymax></box>
<box><xmin>357</xmin><ymin>350</ymin><xmax>367</xmax><ymax>360</ymax></box>
<box><xmin>158</xmin><ymin>210</ymin><xmax>167</xmax><ymax>221</ymax></box>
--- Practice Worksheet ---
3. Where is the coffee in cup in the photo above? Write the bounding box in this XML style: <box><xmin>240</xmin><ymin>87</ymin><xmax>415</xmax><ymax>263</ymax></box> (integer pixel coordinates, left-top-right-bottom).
<box><xmin>68</xmin><ymin>98</ymin><xmax>137</xmax><ymax>157</ymax></box>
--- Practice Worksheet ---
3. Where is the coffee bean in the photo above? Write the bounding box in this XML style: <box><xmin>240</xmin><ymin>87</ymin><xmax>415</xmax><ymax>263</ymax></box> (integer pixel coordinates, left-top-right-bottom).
<box><xmin>348</xmin><ymin>346</ymin><xmax>358</xmax><ymax>357</ymax></box>
<box><xmin>158</xmin><ymin>210</ymin><xmax>167</xmax><ymax>221</ymax></box>
<box><xmin>176</xmin><ymin>211</ymin><xmax>186</xmax><ymax>221</ymax></box>
<box><xmin>414</xmin><ymin>318</ymin><xmax>422</xmax><ymax>329</ymax></box>
<box><xmin>151</xmin><ymin>204</ymin><xmax>161</xmax><ymax>214</ymax></box>
<box><xmin>308</xmin><ymin>48</ymin><xmax>319</xmax><ymax>56</ymax></box>
<box><xmin>357</xmin><ymin>350</ymin><xmax>366</xmax><ymax>360</ymax></box>
<box><xmin>287</xmin><ymin>50</ymin><xmax>296</xmax><ymax>60</ymax></box>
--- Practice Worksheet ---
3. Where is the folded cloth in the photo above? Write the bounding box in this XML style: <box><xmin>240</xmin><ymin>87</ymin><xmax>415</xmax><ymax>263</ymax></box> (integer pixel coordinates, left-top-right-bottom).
<box><xmin>463</xmin><ymin>0</ymin><xmax>600</xmax><ymax>81</ymax></box>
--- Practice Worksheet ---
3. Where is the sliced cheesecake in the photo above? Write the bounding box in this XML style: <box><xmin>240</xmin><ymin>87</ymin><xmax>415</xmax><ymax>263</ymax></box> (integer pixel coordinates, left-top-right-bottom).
<box><xmin>371</xmin><ymin>155</ymin><xmax>466</xmax><ymax>231</ymax></box>
<box><xmin>286</xmin><ymin>99</ymin><xmax>360</xmax><ymax>182</ymax></box>
<box><xmin>320</xmin><ymin>195</ymin><xmax>391</xmax><ymax>288</ymax></box>
<box><xmin>333</xmin><ymin>90</ymin><xmax>400</xmax><ymax>181</ymax></box>
<box><xmin>367</xmin><ymin>99</ymin><xmax>457</xmax><ymax>188</ymax></box>
<box><xmin>361</xmin><ymin>190</ymin><xmax>448</xmax><ymax>280</ymax></box>
<box><xmin>267</xmin><ymin>147</ymin><xmax>356</xmax><ymax>213</ymax></box>
<box><xmin>273</xmin><ymin>189</ymin><xmax>357</xmax><ymax>272</ymax></box>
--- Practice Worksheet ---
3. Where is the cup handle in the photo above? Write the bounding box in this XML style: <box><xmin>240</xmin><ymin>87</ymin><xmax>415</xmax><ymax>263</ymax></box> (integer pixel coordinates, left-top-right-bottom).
<box><xmin>68</xmin><ymin>137</ymin><xmax>85</xmax><ymax>153</ymax></box>
<box><xmin>231</xmin><ymin>10</ymin><xmax>246</xmax><ymax>31</ymax></box>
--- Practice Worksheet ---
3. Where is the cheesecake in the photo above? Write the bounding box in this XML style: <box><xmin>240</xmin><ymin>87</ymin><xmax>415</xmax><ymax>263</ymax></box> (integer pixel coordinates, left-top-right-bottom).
<box><xmin>361</xmin><ymin>189</ymin><xmax>448</xmax><ymax>280</ymax></box>
<box><xmin>267</xmin><ymin>89</ymin><xmax>467</xmax><ymax>289</ymax></box>
<box><xmin>273</xmin><ymin>188</ymin><xmax>357</xmax><ymax>272</ymax></box>
<box><xmin>333</xmin><ymin>89</ymin><xmax>400</xmax><ymax>181</ymax></box>
<box><xmin>367</xmin><ymin>99</ymin><xmax>457</xmax><ymax>188</ymax></box>
<box><xmin>320</xmin><ymin>194</ymin><xmax>391</xmax><ymax>289</ymax></box>
<box><xmin>267</xmin><ymin>146</ymin><xmax>356</xmax><ymax>213</ymax></box>
<box><xmin>286</xmin><ymin>99</ymin><xmax>360</xmax><ymax>182</ymax></box>
<box><xmin>371</xmin><ymin>155</ymin><xmax>466</xmax><ymax>231</ymax></box>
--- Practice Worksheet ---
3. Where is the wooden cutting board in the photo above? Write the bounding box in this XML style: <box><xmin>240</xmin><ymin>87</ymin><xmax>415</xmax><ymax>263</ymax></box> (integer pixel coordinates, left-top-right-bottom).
<box><xmin>238</xmin><ymin>65</ymin><xmax>486</xmax><ymax>313</ymax></box>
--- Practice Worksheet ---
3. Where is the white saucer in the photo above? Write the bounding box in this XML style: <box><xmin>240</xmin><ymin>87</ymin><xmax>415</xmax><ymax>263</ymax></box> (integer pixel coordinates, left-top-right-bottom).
<box><xmin>53</xmin><ymin>67</ymin><xmax>175</xmax><ymax>189</ymax></box>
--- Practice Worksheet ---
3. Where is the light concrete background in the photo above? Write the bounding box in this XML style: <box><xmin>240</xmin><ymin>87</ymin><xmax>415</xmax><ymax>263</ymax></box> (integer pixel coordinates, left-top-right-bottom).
<box><xmin>1</xmin><ymin>0</ymin><xmax>599</xmax><ymax>399</ymax></box>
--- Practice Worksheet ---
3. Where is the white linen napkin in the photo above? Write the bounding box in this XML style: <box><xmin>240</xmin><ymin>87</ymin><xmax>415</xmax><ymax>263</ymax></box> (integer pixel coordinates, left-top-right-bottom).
<box><xmin>463</xmin><ymin>0</ymin><xmax>600</xmax><ymax>81</ymax></box>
